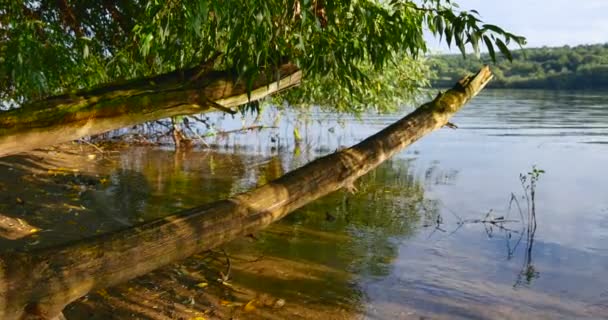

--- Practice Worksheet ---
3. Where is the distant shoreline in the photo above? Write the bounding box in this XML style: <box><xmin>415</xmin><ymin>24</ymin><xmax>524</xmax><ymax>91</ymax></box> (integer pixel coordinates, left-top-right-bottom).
<box><xmin>430</xmin><ymin>43</ymin><xmax>608</xmax><ymax>91</ymax></box>
<box><xmin>431</xmin><ymin>80</ymin><xmax>608</xmax><ymax>91</ymax></box>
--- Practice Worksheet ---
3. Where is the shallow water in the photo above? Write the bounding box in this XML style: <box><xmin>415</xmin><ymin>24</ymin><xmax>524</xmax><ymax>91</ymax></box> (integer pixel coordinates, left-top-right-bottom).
<box><xmin>1</xmin><ymin>89</ymin><xmax>608</xmax><ymax>319</ymax></box>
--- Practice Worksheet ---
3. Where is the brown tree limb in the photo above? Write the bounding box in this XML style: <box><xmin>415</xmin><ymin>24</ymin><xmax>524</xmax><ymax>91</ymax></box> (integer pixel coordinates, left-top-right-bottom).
<box><xmin>0</xmin><ymin>67</ymin><xmax>492</xmax><ymax>319</ymax></box>
<box><xmin>56</xmin><ymin>0</ymin><xmax>84</xmax><ymax>37</ymax></box>
<box><xmin>0</xmin><ymin>63</ymin><xmax>302</xmax><ymax>158</ymax></box>
<box><xmin>101</xmin><ymin>0</ymin><xmax>132</xmax><ymax>35</ymax></box>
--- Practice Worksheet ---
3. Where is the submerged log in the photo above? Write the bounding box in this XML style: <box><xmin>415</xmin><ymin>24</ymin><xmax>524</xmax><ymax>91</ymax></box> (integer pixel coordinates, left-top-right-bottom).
<box><xmin>0</xmin><ymin>67</ymin><xmax>493</xmax><ymax>319</ymax></box>
<box><xmin>0</xmin><ymin>64</ymin><xmax>302</xmax><ymax>158</ymax></box>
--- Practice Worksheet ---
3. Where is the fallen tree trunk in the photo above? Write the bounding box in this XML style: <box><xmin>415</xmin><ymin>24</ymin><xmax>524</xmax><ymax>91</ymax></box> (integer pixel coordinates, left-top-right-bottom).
<box><xmin>0</xmin><ymin>64</ymin><xmax>302</xmax><ymax>158</ymax></box>
<box><xmin>0</xmin><ymin>67</ymin><xmax>492</xmax><ymax>320</ymax></box>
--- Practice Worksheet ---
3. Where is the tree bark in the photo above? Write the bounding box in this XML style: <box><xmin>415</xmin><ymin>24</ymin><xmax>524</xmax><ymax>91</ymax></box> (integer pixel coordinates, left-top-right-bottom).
<box><xmin>0</xmin><ymin>67</ymin><xmax>493</xmax><ymax>319</ymax></box>
<box><xmin>0</xmin><ymin>64</ymin><xmax>302</xmax><ymax>158</ymax></box>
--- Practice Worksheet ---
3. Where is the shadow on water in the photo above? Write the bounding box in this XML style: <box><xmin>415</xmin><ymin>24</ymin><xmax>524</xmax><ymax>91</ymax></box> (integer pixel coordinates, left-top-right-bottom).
<box><xmin>0</xmin><ymin>150</ymin><xmax>115</xmax><ymax>248</ymax></box>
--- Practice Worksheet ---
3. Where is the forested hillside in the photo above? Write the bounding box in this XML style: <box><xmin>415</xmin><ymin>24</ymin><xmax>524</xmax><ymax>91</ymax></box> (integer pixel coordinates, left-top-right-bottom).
<box><xmin>430</xmin><ymin>44</ymin><xmax>608</xmax><ymax>89</ymax></box>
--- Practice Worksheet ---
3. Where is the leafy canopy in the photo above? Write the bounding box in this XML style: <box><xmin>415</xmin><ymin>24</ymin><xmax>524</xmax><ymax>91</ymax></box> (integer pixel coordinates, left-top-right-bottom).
<box><xmin>1</xmin><ymin>0</ymin><xmax>525</xmax><ymax>111</ymax></box>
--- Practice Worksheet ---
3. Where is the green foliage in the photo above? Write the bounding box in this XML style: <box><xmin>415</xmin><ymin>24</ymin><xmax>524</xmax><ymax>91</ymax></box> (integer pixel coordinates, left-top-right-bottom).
<box><xmin>1</xmin><ymin>0</ymin><xmax>524</xmax><ymax>110</ymax></box>
<box><xmin>275</xmin><ymin>55</ymin><xmax>432</xmax><ymax>113</ymax></box>
<box><xmin>527</xmin><ymin>166</ymin><xmax>545</xmax><ymax>181</ymax></box>
<box><xmin>430</xmin><ymin>43</ymin><xmax>608</xmax><ymax>90</ymax></box>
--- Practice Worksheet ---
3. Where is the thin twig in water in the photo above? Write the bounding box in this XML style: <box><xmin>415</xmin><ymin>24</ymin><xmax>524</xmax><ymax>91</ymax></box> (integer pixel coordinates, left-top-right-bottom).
<box><xmin>509</xmin><ymin>193</ymin><xmax>526</xmax><ymax>227</ymax></box>
<box><xmin>219</xmin><ymin>249</ymin><xmax>231</xmax><ymax>283</ymax></box>
<box><xmin>80</xmin><ymin>139</ymin><xmax>105</xmax><ymax>154</ymax></box>
<box><xmin>183</xmin><ymin>120</ymin><xmax>210</xmax><ymax>148</ymax></box>
<box><xmin>426</xmin><ymin>213</ymin><xmax>447</xmax><ymax>239</ymax></box>
<box><xmin>154</xmin><ymin>120</ymin><xmax>172</xmax><ymax>129</ymax></box>
<box><xmin>216</xmin><ymin>125</ymin><xmax>278</xmax><ymax>136</ymax></box>
<box><xmin>230</xmin><ymin>255</ymin><xmax>266</xmax><ymax>263</ymax></box>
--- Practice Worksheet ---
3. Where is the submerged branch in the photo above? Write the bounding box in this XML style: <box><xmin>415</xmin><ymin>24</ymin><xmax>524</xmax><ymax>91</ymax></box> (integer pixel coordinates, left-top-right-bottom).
<box><xmin>0</xmin><ymin>64</ymin><xmax>302</xmax><ymax>158</ymax></box>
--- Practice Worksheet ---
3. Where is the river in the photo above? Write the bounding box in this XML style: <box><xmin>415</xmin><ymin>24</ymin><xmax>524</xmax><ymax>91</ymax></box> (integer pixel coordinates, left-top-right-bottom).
<box><xmin>1</xmin><ymin>89</ymin><xmax>607</xmax><ymax>319</ymax></box>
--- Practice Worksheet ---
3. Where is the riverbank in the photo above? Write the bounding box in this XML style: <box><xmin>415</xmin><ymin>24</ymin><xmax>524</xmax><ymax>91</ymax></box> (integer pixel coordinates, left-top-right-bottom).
<box><xmin>430</xmin><ymin>43</ymin><xmax>608</xmax><ymax>90</ymax></box>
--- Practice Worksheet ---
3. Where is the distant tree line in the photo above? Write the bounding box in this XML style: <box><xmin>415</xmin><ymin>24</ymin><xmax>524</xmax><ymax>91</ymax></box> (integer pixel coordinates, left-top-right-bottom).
<box><xmin>430</xmin><ymin>43</ymin><xmax>608</xmax><ymax>90</ymax></box>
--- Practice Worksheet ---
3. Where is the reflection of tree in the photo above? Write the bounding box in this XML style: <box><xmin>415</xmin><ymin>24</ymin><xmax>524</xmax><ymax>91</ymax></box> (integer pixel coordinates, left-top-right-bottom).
<box><xmin>275</xmin><ymin>158</ymin><xmax>438</xmax><ymax>278</ymax></box>
<box><xmin>255</xmin><ymin>155</ymin><xmax>285</xmax><ymax>186</ymax></box>
<box><xmin>118</xmin><ymin>149</ymin><xmax>253</xmax><ymax>219</ymax></box>
<box><xmin>60</xmin><ymin>152</ymin><xmax>436</xmax><ymax>318</ymax></box>
<box><xmin>84</xmin><ymin>148</ymin><xmax>258</xmax><ymax>227</ymax></box>
<box><xmin>108</xmin><ymin>169</ymin><xmax>151</xmax><ymax>219</ymax></box>
<box><xmin>202</xmin><ymin>157</ymin><xmax>439</xmax><ymax>316</ymax></box>
<box><xmin>423</xmin><ymin>161</ymin><xmax>459</xmax><ymax>186</ymax></box>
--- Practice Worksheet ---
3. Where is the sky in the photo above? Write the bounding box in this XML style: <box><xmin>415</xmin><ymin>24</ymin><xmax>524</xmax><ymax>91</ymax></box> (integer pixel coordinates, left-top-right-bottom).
<box><xmin>426</xmin><ymin>0</ymin><xmax>608</xmax><ymax>52</ymax></box>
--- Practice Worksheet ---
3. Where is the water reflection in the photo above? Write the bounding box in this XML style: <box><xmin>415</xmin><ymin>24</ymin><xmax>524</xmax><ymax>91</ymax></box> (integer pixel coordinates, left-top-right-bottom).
<box><xmin>277</xmin><ymin>159</ymin><xmax>439</xmax><ymax>279</ymax></box>
<box><xmin>58</xmin><ymin>149</ymin><xmax>435</xmax><ymax>319</ymax></box>
<box><xmin>1</xmin><ymin>89</ymin><xmax>608</xmax><ymax>318</ymax></box>
<box><xmin>0</xmin><ymin>147</ymin><xmax>267</xmax><ymax>250</ymax></box>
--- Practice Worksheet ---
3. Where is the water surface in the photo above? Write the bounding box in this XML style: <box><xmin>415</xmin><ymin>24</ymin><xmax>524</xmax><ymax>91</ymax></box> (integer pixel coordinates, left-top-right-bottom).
<box><xmin>1</xmin><ymin>89</ymin><xmax>607</xmax><ymax>319</ymax></box>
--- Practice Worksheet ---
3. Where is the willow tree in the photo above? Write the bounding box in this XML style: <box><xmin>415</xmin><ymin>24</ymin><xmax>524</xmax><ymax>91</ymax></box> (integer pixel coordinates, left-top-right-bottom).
<box><xmin>0</xmin><ymin>2</ymin><xmax>527</xmax><ymax>318</ymax></box>
<box><xmin>0</xmin><ymin>0</ymin><xmax>524</xmax><ymax>156</ymax></box>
